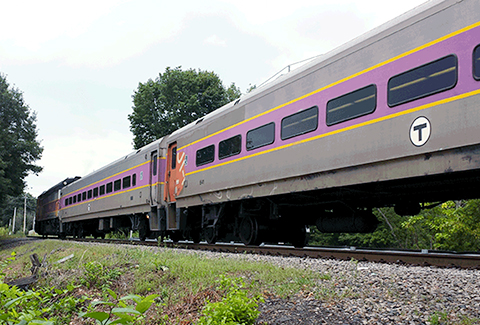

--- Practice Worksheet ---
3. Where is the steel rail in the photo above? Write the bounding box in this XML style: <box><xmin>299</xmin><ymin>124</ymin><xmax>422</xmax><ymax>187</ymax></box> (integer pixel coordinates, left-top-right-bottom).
<box><xmin>46</xmin><ymin>237</ymin><xmax>480</xmax><ymax>269</ymax></box>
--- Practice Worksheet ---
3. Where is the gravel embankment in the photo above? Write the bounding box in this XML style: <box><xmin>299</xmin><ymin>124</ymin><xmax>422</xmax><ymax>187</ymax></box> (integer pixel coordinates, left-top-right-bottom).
<box><xmin>12</xmin><ymin>240</ymin><xmax>478</xmax><ymax>324</ymax></box>
<box><xmin>166</xmin><ymin>246</ymin><xmax>480</xmax><ymax>324</ymax></box>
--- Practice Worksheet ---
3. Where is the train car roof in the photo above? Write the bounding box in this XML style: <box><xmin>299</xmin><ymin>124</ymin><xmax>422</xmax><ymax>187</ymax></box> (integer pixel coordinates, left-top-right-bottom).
<box><xmin>166</xmin><ymin>0</ymin><xmax>442</xmax><ymax>140</ymax></box>
<box><xmin>38</xmin><ymin>177</ymin><xmax>81</xmax><ymax>198</ymax></box>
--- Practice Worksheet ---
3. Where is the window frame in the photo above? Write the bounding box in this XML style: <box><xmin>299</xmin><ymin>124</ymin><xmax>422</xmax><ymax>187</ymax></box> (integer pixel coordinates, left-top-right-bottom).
<box><xmin>473</xmin><ymin>44</ymin><xmax>480</xmax><ymax>81</ymax></box>
<box><xmin>326</xmin><ymin>84</ymin><xmax>377</xmax><ymax>126</ymax></box>
<box><xmin>387</xmin><ymin>54</ymin><xmax>458</xmax><ymax>107</ymax></box>
<box><xmin>123</xmin><ymin>176</ymin><xmax>131</xmax><ymax>189</ymax></box>
<box><xmin>246</xmin><ymin>122</ymin><xmax>275</xmax><ymax>151</ymax></box>
<box><xmin>219</xmin><ymin>135</ymin><xmax>242</xmax><ymax>160</ymax></box>
<box><xmin>196</xmin><ymin>144</ymin><xmax>215</xmax><ymax>166</ymax></box>
<box><xmin>114</xmin><ymin>179</ymin><xmax>121</xmax><ymax>192</ymax></box>
<box><xmin>281</xmin><ymin>106</ymin><xmax>319</xmax><ymax>140</ymax></box>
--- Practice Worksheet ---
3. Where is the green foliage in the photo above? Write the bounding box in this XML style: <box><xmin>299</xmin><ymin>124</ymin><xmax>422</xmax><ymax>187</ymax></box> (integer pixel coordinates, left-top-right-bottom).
<box><xmin>0</xmin><ymin>73</ymin><xmax>43</xmax><ymax>206</ymax></box>
<box><xmin>80</xmin><ymin>261</ymin><xmax>122</xmax><ymax>291</ymax></box>
<box><xmin>0</xmin><ymin>253</ymin><xmax>85</xmax><ymax>324</ymax></box>
<box><xmin>0</xmin><ymin>193</ymin><xmax>37</xmax><ymax>231</ymax></box>
<box><xmin>428</xmin><ymin>310</ymin><xmax>449</xmax><ymax>325</ymax></box>
<box><xmin>80</xmin><ymin>289</ymin><xmax>158</xmax><ymax>325</ymax></box>
<box><xmin>198</xmin><ymin>276</ymin><xmax>263</xmax><ymax>325</ymax></box>
<box><xmin>128</xmin><ymin>66</ymin><xmax>241</xmax><ymax>149</ymax></box>
<box><xmin>308</xmin><ymin>201</ymin><xmax>480</xmax><ymax>251</ymax></box>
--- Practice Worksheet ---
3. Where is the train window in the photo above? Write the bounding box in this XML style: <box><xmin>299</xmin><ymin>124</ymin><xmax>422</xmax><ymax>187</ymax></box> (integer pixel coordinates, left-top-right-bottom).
<box><xmin>65</xmin><ymin>198</ymin><xmax>68</xmax><ymax>206</ymax></box>
<box><xmin>93</xmin><ymin>187</ymin><xmax>99</xmax><ymax>197</ymax></box>
<box><xmin>474</xmin><ymin>44</ymin><xmax>480</xmax><ymax>80</ymax></box>
<box><xmin>219</xmin><ymin>135</ymin><xmax>241</xmax><ymax>159</ymax></box>
<box><xmin>87</xmin><ymin>190</ymin><xmax>93</xmax><ymax>199</ymax></box>
<box><xmin>106</xmin><ymin>182</ymin><xmax>113</xmax><ymax>193</ymax></box>
<box><xmin>132</xmin><ymin>174</ymin><xmax>136</xmax><ymax>187</ymax></box>
<box><xmin>82</xmin><ymin>192</ymin><xmax>86</xmax><ymax>201</ymax></box>
<box><xmin>172</xmin><ymin>147</ymin><xmax>177</xmax><ymax>169</ymax></box>
<box><xmin>123</xmin><ymin>176</ymin><xmax>131</xmax><ymax>189</ymax></box>
<box><xmin>282</xmin><ymin>106</ymin><xmax>318</xmax><ymax>139</ymax></box>
<box><xmin>114</xmin><ymin>179</ymin><xmax>121</xmax><ymax>191</ymax></box>
<box><xmin>152</xmin><ymin>154</ymin><xmax>158</xmax><ymax>176</ymax></box>
<box><xmin>68</xmin><ymin>197</ymin><xmax>72</xmax><ymax>205</ymax></box>
<box><xmin>73</xmin><ymin>196</ymin><xmax>77</xmax><ymax>204</ymax></box>
<box><xmin>246</xmin><ymin>122</ymin><xmax>275</xmax><ymax>151</ymax></box>
<box><xmin>99</xmin><ymin>185</ymin><xmax>105</xmax><ymax>196</ymax></box>
<box><xmin>77</xmin><ymin>194</ymin><xmax>81</xmax><ymax>202</ymax></box>
<box><xmin>388</xmin><ymin>55</ymin><xmax>457</xmax><ymax>107</ymax></box>
<box><xmin>327</xmin><ymin>85</ymin><xmax>376</xmax><ymax>126</ymax></box>
<box><xmin>196</xmin><ymin>145</ymin><xmax>215</xmax><ymax>166</ymax></box>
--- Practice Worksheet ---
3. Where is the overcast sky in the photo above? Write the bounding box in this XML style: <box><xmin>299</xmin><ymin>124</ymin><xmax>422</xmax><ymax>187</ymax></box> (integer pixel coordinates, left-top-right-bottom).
<box><xmin>1</xmin><ymin>0</ymin><xmax>427</xmax><ymax>197</ymax></box>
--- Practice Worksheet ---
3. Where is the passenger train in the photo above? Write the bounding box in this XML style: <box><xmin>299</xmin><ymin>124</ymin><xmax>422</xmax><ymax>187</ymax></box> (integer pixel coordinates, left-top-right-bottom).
<box><xmin>36</xmin><ymin>0</ymin><xmax>480</xmax><ymax>246</ymax></box>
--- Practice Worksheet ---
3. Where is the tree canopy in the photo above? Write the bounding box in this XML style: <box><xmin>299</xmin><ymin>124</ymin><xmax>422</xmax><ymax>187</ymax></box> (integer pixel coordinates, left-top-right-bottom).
<box><xmin>0</xmin><ymin>74</ymin><xmax>43</xmax><ymax>205</ymax></box>
<box><xmin>128</xmin><ymin>67</ymin><xmax>241</xmax><ymax>149</ymax></box>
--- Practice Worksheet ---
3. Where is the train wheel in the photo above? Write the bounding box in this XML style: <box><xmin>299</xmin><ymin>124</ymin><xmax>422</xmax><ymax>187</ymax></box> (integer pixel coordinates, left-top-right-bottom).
<box><xmin>290</xmin><ymin>225</ymin><xmax>307</xmax><ymax>248</ymax></box>
<box><xmin>239</xmin><ymin>215</ymin><xmax>260</xmax><ymax>246</ymax></box>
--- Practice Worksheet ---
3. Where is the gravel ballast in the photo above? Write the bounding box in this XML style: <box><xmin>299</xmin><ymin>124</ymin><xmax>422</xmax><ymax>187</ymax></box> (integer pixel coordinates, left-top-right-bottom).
<box><xmin>171</xmin><ymin>246</ymin><xmax>480</xmax><ymax>324</ymax></box>
<box><xmin>18</xmin><ymin>240</ymin><xmax>479</xmax><ymax>324</ymax></box>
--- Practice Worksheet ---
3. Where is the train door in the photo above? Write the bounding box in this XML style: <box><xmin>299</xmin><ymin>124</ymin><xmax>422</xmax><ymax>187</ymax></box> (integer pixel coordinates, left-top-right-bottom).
<box><xmin>149</xmin><ymin>151</ymin><xmax>159</xmax><ymax>206</ymax></box>
<box><xmin>165</xmin><ymin>143</ymin><xmax>177</xmax><ymax>203</ymax></box>
<box><xmin>165</xmin><ymin>143</ymin><xmax>179</xmax><ymax>229</ymax></box>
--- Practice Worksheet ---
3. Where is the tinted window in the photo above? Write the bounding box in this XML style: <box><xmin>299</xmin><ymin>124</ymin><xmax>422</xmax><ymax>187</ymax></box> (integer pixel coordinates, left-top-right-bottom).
<box><xmin>327</xmin><ymin>85</ymin><xmax>376</xmax><ymax>126</ymax></box>
<box><xmin>106</xmin><ymin>182</ymin><xmax>113</xmax><ymax>193</ymax></box>
<box><xmin>82</xmin><ymin>192</ymin><xmax>86</xmax><ymax>201</ymax></box>
<box><xmin>474</xmin><ymin>44</ymin><xmax>480</xmax><ymax>80</ymax></box>
<box><xmin>219</xmin><ymin>135</ymin><xmax>241</xmax><ymax>159</ymax></box>
<box><xmin>77</xmin><ymin>194</ymin><xmax>81</xmax><ymax>202</ymax></box>
<box><xmin>172</xmin><ymin>147</ymin><xmax>177</xmax><ymax>170</ymax></box>
<box><xmin>68</xmin><ymin>197</ymin><xmax>72</xmax><ymax>205</ymax></box>
<box><xmin>87</xmin><ymin>190</ymin><xmax>92</xmax><ymax>199</ymax></box>
<box><xmin>99</xmin><ymin>185</ymin><xmax>105</xmax><ymax>196</ymax></box>
<box><xmin>73</xmin><ymin>195</ymin><xmax>77</xmax><ymax>204</ymax></box>
<box><xmin>123</xmin><ymin>176</ymin><xmax>131</xmax><ymax>189</ymax></box>
<box><xmin>65</xmin><ymin>199</ymin><xmax>68</xmax><ymax>206</ymax></box>
<box><xmin>282</xmin><ymin>106</ymin><xmax>318</xmax><ymax>139</ymax></box>
<box><xmin>196</xmin><ymin>145</ymin><xmax>215</xmax><ymax>166</ymax></box>
<box><xmin>114</xmin><ymin>179</ymin><xmax>121</xmax><ymax>191</ymax></box>
<box><xmin>152</xmin><ymin>154</ymin><xmax>158</xmax><ymax>176</ymax></box>
<box><xmin>132</xmin><ymin>174</ymin><xmax>136</xmax><ymax>187</ymax></box>
<box><xmin>388</xmin><ymin>55</ymin><xmax>457</xmax><ymax>107</ymax></box>
<box><xmin>246</xmin><ymin>122</ymin><xmax>275</xmax><ymax>151</ymax></box>
<box><xmin>93</xmin><ymin>187</ymin><xmax>99</xmax><ymax>197</ymax></box>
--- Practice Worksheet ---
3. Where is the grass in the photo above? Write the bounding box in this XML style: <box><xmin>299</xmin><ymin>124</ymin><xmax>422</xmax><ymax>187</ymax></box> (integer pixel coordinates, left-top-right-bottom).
<box><xmin>0</xmin><ymin>239</ymin><xmax>330</xmax><ymax>324</ymax></box>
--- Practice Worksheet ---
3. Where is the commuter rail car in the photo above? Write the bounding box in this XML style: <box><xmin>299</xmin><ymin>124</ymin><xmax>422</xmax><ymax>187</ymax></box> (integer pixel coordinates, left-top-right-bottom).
<box><xmin>36</xmin><ymin>0</ymin><xmax>480</xmax><ymax>246</ymax></box>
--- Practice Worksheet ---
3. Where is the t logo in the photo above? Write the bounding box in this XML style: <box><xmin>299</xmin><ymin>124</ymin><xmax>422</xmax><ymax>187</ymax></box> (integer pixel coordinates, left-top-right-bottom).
<box><xmin>409</xmin><ymin>116</ymin><xmax>431</xmax><ymax>147</ymax></box>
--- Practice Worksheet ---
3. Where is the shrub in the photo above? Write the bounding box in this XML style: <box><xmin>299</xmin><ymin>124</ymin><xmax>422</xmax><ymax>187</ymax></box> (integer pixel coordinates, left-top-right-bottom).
<box><xmin>198</xmin><ymin>276</ymin><xmax>263</xmax><ymax>325</ymax></box>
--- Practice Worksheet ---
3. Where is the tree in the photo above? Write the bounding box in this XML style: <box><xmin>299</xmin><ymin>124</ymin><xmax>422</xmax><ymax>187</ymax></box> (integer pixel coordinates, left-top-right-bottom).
<box><xmin>0</xmin><ymin>74</ymin><xmax>43</xmax><ymax>205</ymax></box>
<box><xmin>0</xmin><ymin>193</ymin><xmax>36</xmax><ymax>231</ymax></box>
<box><xmin>128</xmin><ymin>67</ymin><xmax>241</xmax><ymax>149</ymax></box>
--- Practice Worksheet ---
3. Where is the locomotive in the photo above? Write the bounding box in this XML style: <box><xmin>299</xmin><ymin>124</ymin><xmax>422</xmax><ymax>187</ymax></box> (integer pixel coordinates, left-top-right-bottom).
<box><xmin>36</xmin><ymin>0</ymin><xmax>480</xmax><ymax>247</ymax></box>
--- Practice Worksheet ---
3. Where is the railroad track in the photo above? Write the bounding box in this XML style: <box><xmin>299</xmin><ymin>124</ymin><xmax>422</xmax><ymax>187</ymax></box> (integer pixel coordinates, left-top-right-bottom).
<box><xmin>57</xmin><ymin>237</ymin><xmax>480</xmax><ymax>269</ymax></box>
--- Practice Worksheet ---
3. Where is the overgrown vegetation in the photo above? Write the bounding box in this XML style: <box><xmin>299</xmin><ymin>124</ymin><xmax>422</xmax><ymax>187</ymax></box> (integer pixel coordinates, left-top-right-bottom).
<box><xmin>0</xmin><ymin>240</ymin><xmax>323</xmax><ymax>324</ymax></box>
<box><xmin>309</xmin><ymin>200</ymin><xmax>480</xmax><ymax>251</ymax></box>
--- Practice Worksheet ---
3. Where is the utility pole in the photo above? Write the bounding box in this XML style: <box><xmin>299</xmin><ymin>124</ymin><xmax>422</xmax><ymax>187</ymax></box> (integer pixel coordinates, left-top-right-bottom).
<box><xmin>23</xmin><ymin>195</ymin><xmax>27</xmax><ymax>234</ymax></box>
<box><xmin>11</xmin><ymin>207</ymin><xmax>16</xmax><ymax>234</ymax></box>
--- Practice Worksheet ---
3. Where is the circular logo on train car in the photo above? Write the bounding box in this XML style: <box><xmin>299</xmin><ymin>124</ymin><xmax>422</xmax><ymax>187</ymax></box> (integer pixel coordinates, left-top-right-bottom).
<box><xmin>409</xmin><ymin>116</ymin><xmax>431</xmax><ymax>147</ymax></box>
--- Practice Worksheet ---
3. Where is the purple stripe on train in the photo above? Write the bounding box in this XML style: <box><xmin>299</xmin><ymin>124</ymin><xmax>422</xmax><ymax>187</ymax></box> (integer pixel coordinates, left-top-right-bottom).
<box><xmin>61</xmin><ymin>158</ymin><xmax>166</xmax><ymax>209</ymax></box>
<box><xmin>181</xmin><ymin>24</ymin><xmax>480</xmax><ymax>174</ymax></box>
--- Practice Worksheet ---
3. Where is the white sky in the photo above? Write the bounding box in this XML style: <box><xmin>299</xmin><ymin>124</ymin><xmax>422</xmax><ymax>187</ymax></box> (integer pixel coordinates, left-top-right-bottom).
<box><xmin>0</xmin><ymin>0</ymin><xmax>427</xmax><ymax>197</ymax></box>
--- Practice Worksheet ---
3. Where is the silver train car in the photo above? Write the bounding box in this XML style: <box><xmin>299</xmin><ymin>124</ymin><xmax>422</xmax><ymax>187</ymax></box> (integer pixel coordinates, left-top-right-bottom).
<box><xmin>37</xmin><ymin>0</ymin><xmax>480</xmax><ymax>246</ymax></box>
